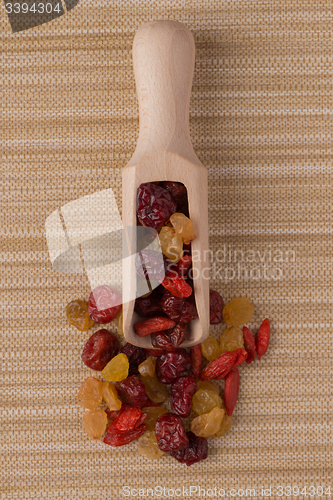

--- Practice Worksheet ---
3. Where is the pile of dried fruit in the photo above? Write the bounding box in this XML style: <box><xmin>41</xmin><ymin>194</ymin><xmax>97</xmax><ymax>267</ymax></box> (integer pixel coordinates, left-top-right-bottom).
<box><xmin>66</xmin><ymin>181</ymin><xmax>271</xmax><ymax>466</ymax></box>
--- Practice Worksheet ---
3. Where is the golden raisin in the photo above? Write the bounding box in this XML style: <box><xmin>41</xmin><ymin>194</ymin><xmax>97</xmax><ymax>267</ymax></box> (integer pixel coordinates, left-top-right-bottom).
<box><xmin>101</xmin><ymin>353</ymin><xmax>129</xmax><ymax>382</ymax></box>
<box><xmin>138</xmin><ymin>356</ymin><xmax>156</xmax><ymax>378</ymax></box>
<box><xmin>222</xmin><ymin>297</ymin><xmax>254</xmax><ymax>326</ymax></box>
<box><xmin>66</xmin><ymin>299</ymin><xmax>94</xmax><ymax>331</ymax></box>
<box><xmin>137</xmin><ymin>430</ymin><xmax>165</xmax><ymax>460</ymax></box>
<box><xmin>141</xmin><ymin>407</ymin><xmax>168</xmax><ymax>431</ymax></box>
<box><xmin>215</xmin><ymin>414</ymin><xmax>234</xmax><ymax>437</ymax></box>
<box><xmin>201</xmin><ymin>337</ymin><xmax>221</xmax><ymax>361</ymax></box>
<box><xmin>192</xmin><ymin>389</ymin><xmax>223</xmax><ymax>415</ymax></box>
<box><xmin>78</xmin><ymin>377</ymin><xmax>103</xmax><ymax>410</ymax></box>
<box><xmin>82</xmin><ymin>409</ymin><xmax>107</xmax><ymax>439</ymax></box>
<box><xmin>219</xmin><ymin>326</ymin><xmax>245</xmax><ymax>352</ymax></box>
<box><xmin>196</xmin><ymin>381</ymin><xmax>220</xmax><ymax>394</ymax></box>
<box><xmin>116</xmin><ymin>308</ymin><xmax>124</xmax><ymax>336</ymax></box>
<box><xmin>191</xmin><ymin>407</ymin><xmax>225</xmax><ymax>438</ymax></box>
<box><xmin>169</xmin><ymin>213</ymin><xmax>196</xmax><ymax>245</ymax></box>
<box><xmin>141</xmin><ymin>375</ymin><xmax>168</xmax><ymax>403</ymax></box>
<box><xmin>102</xmin><ymin>381</ymin><xmax>122</xmax><ymax>411</ymax></box>
<box><xmin>158</xmin><ymin>226</ymin><xmax>183</xmax><ymax>263</ymax></box>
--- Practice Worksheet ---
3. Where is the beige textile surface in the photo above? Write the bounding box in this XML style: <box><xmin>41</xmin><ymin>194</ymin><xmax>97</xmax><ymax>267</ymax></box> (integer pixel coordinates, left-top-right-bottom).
<box><xmin>1</xmin><ymin>1</ymin><xmax>332</xmax><ymax>499</ymax></box>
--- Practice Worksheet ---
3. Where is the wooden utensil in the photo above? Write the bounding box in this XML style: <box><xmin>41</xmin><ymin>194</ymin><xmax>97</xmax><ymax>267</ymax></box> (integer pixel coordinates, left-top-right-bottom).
<box><xmin>122</xmin><ymin>20</ymin><xmax>209</xmax><ymax>348</ymax></box>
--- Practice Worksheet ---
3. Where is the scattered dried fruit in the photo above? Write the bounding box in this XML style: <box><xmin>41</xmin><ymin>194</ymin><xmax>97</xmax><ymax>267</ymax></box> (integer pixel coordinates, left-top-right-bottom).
<box><xmin>191</xmin><ymin>407</ymin><xmax>225</xmax><ymax>438</ymax></box>
<box><xmin>219</xmin><ymin>326</ymin><xmax>244</xmax><ymax>353</ymax></box>
<box><xmin>81</xmin><ymin>329</ymin><xmax>119</xmax><ymax>371</ymax></box>
<box><xmin>223</xmin><ymin>297</ymin><xmax>254</xmax><ymax>327</ymax></box>
<box><xmin>101</xmin><ymin>353</ymin><xmax>129</xmax><ymax>382</ymax></box>
<box><xmin>215</xmin><ymin>414</ymin><xmax>234</xmax><ymax>437</ymax></box>
<box><xmin>102</xmin><ymin>381</ymin><xmax>122</xmax><ymax>411</ymax></box>
<box><xmin>223</xmin><ymin>367</ymin><xmax>240</xmax><ymax>416</ymax></box>
<box><xmin>137</xmin><ymin>430</ymin><xmax>165</xmax><ymax>460</ymax></box>
<box><xmin>138</xmin><ymin>356</ymin><xmax>156</xmax><ymax>378</ymax></box>
<box><xmin>209</xmin><ymin>290</ymin><xmax>224</xmax><ymax>324</ymax></box>
<box><xmin>82</xmin><ymin>409</ymin><xmax>107</xmax><ymax>439</ymax></box>
<box><xmin>242</xmin><ymin>326</ymin><xmax>256</xmax><ymax>364</ymax></box>
<box><xmin>141</xmin><ymin>406</ymin><xmax>168</xmax><ymax>431</ymax></box>
<box><xmin>156</xmin><ymin>349</ymin><xmax>191</xmax><ymax>384</ymax></box>
<box><xmin>66</xmin><ymin>299</ymin><xmax>94</xmax><ymax>331</ymax></box>
<box><xmin>119</xmin><ymin>343</ymin><xmax>146</xmax><ymax>376</ymax></box>
<box><xmin>104</xmin><ymin>424</ymin><xmax>146</xmax><ymax>447</ymax></box>
<box><xmin>201</xmin><ymin>336</ymin><xmax>221</xmax><ymax>361</ymax></box>
<box><xmin>200</xmin><ymin>351</ymin><xmax>237</xmax><ymax>381</ymax></box>
<box><xmin>78</xmin><ymin>377</ymin><xmax>103</xmax><ymax>410</ymax></box>
<box><xmin>170</xmin><ymin>431</ymin><xmax>208</xmax><ymax>466</ymax></box>
<box><xmin>170</xmin><ymin>376</ymin><xmax>197</xmax><ymax>418</ymax></box>
<box><xmin>256</xmin><ymin>318</ymin><xmax>270</xmax><ymax>360</ymax></box>
<box><xmin>141</xmin><ymin>375</ymin><xmax>168</xmax><ymax>404</ymax></box>
<box><xmin>196</xmin><ymin>380</ymin><xmax>219</xmax><ymax>394</ymax></box>
<box><xmin>155</xmin><ymin>413</ymin><xmax>189</xmax><ymax>452</ymax></box>
<box><xmin>88</xmin><ymin>285</ymin><xmax>122</xmax><ymax>324</ymax></box>
<box><xmin>116</xmin><ymin>375</ymin><xmax>149</xmax><ymax>407</ymax></box>
<box><xmin>192</xmin><ymin>389</ymin><xmax>223</xmax><ymax>415</ymax></box>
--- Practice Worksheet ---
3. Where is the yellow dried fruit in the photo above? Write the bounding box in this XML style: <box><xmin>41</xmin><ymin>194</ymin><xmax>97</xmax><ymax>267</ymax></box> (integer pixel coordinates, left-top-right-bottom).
<box><xmin>102</xmin><ymin>381</ymin><xmax>122</xmax><ymax>411</ymax></box>
<box><xmin>82</xmin><ymin>409</ymin><xmax>107</xmax><ymax>439</ymax></box>
<box><xmin>215</xmin><ymin>414</ymin><xmax>234</xmax><ymax>437</ymax></box>
<box><xmin>101</xmin><ymin>353</ymin><xmax>129</xmax><ymax>382</ymax></box>
<box><xmin>137</xmin><ymin>430</ymin><xmax>164</xmax><ymax>460</ymax></box>
<box><xmin>78</xmin><ymin>377</ymin><xmax>103</xmax><ymax>410</ymax></box>
<box><xmin>66</xmin><ymin>299</ymin><xmax>94</xmax><ymax>331</ymax></box>
<box><xmin>219</xmin><ymin>326</ymin><xmax>245</xmax><ymax>352</ymax></box>
<box><xmin>138</xmin><ymin>356</ymin><xmax>156</xmax><ymax>378</ymax></box>
<box><xmin>158</xmin><ymin>226</ymin><xmax>183</xmax><ymax>263</ymax></box>
<box><xmin>192</xmin><ymin>389</ymin><xmax>223</xmax><ymax>415</ymax></box>
<box><xmin>169</xmin><ymin>213</ymin><xmax>196</xmax><ymax>245</ymax></box>
<box><xmin>201</xmin><ymin>337</ymin><xmax>221</xmax><ymax>361</ymax></box>
<box><xmin>141</xmin><ymin>407</ymin><xmax>168</xmax><ymax>431</ymax></box>
<box><xmin>141</xmin><ymin>375</ymin><xmax>168</xmax><ymax>403</ymax></box>
<box><xmin>191</xmin><ymin>407</ymin><xmax>225</xmax><ymax>438</ymax></box>
<box><xmin>222</xmin><ymin>297</ymin><xmax>254</xmax><ymax>326</ymax></box>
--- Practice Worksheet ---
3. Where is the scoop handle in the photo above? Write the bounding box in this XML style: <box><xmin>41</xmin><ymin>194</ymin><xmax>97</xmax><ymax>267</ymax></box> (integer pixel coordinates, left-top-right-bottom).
<box><xmin>130</xmin><ymin>20</ymin><xmax>201</xmax><ymax>166</ymax></box>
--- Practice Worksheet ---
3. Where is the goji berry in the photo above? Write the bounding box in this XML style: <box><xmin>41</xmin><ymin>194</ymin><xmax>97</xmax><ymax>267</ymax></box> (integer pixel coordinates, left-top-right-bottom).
<box><xmin>134</xmin><ymin>317</ymin><xmax>176</xmax><ymax>337</ymax></box>
<box><xmin>256</xmin><ymin>319</ymin><xmax>270</xmax><ymax>360</ymax></box>
<box><xmin>190</xmin><ymin>344</ymin><xmax>202</xmax><ymax>379</ymax></box>
<box><xmin>200</xmin><ymin>351</ymin><xmax>237</xmax><ymax>381</ymax></box>
<box><xmin>233</xmin><ymin>348</ymin><xmax>248</xmax><ymax>368</ymax></box>
<box><xmin>242</xmin><ymin>326</ymin><xmax>256</xmax><ymax>364</ymax></box>
<box><xmin>107</xmin><ymin>407</ymin><xmax>142</xmax><ymax>433</ymax></box>
<box><xmin>224</xmin><ymin>367</ymin><xmax>240</xmax><ymax>416</ymax></box>
<box><xmin>103</xmin><ymin>424</ymin><xmax>146</xmax><ymax>447</ymax></box>
<box><xmin>160</xmin><ymin>272</ymin><xmax>192</xmax><ymax>298</ymax></box>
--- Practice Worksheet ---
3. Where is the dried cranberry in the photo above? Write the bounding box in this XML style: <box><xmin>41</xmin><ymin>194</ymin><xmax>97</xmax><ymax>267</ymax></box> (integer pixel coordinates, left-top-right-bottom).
<box><xmin>190</xmin><ymin>343</ymin><xmax>202</xmax><ymax>379</ymax></box>
<box><xmin>120</xmin><ymin>343</ymin><xmax>146</xmax><ymax>375</ymax></box>
<box><xmin>170</xmin><ymin>431</ymin><xmax>208</xmax><ymax>466</ymax></box>
<box><xmin>115</xmin><ymin>375</ymin><xmax>149</xmax><ymax>407</ymax></box>
<box><xmin>135</xmin><ymin>249</ymin><xmax>173</xmax><ymax>282</ymax></box>
<box><xmin>155</xmin><ymin>413</ymin><xmax>189</xmax><ymax>452</ymax></box>
<box><xmin>209</xmin><ymin>289</ymin><xmax>224</xmax><ymax>324</ymax></box>
<box><xmin>107</xmin><ymin>407</ymin><xmax>143</xmax><ymax>433</ymax></box>
<box><xmin>177</xmin><ymin>255</ymin><xmax>192</xmax><ymax>277</ymax></box>
<box><xmin>88</xmin><ymin>285</ymin><xmax>122</xmax><ymax>324</ymax></box>
<box><xmin>103</xmin><ymin>424</ymin><xmax>146</xmax><ymax>447</ymax></box>
<box><xmin>137</xmin><ymin>182</ymin><xmax>177</xmax><ymax>229</ymax></box>
<box><xmin>151</xmin><ymin>323</ymin><xmax>188</xmax><ymax>351</ymax></box>
<box><xmin>134</xmin><ymin>286</ymin><xmax>164</xmax><ymax>318</ymax></box>
<box><xmin>81</xmin><ymin>329</ymin><xmax>119</xmax><ymax>371</ymax></box>
<box><xmin>161</xmin><ymin>181</ymin><xmax>187</xmax><ymax>206</ymax></box>
<box><xmin>156</xmin><ymin>349</ymin><xmax>191</xmax><ymax>384</ymax></box>
<box><xmin>170</xmin><ymin>376</ymin><xmax>197</xmax><ymax>418</ymax></box>
<box><xmin>161</xmin><ymin>291</ymin><xmax>197</xmax><ymax>323</ymax></box>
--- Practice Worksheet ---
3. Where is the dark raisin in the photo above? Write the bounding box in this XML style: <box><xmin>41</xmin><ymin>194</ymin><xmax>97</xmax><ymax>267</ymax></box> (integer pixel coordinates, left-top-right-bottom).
<box><xmin>170</xmin><ymin>376</ymin><xmax>197</xmax><ymax>418</ymax></box>
<box><xmin>119</xmin><ymin>343</ymin><xmax>146</xmax><ymax>376</ymax></box>
<box><xmin>151</xmin><ymin>323</ymin><xmax>188</xmax><ymax>351</ymax></box>
<box><xmin>156</xmin><ymin>349</ymin><xmax>191</xmax><ymax>384</ymax></box>
<box><xmin>81</xmin><ymin>329</ymin><xmax>119</xmax><ymax>371</ymax></box>
<box><xmin>170</xmin><ymin>431</ymin><xmax>208</xmax><ymax>466</ymax></box>
<box><xmin>135</xmin><ymin>249</ymin><xmax>173</xmax><ymax>282</ymax></box>
<box><xmin>134</xmin><ymin>286</ymin><xmax>164</xmax><ymax>318</ymax></box>
<box><xmin>88</xmin><ymin>285</ymin><xmax>122</xmax><ymax>324</ymax></box>
<box><xmin>137</xmin><ymin>182</ymin><xmax>177</xmax><ymax>229</ymax></box>
<box><xmin>161</xmin><ymin>291</ymin><xmax>197</xmax><ymax>323</ymax></box>
<box><xmin>209</xmin><ymin>289</ymin><xmax>224</xmax><ymax>324</ymax></box>
<box><xmin>115</xmin><ymin>375</ymin><xmax>149</xmax><ymax>407</ymax></box>
<box><xmin>155</xmin><ymin>413</ymin><xmax>189</xmax><ymax>452</ymax></box>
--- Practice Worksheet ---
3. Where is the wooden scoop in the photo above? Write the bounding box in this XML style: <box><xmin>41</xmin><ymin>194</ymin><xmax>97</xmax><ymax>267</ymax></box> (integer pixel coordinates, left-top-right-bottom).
<box><xmin>122</xmin><ymin>20</ymin><xmax>209</xmax><ymax>348</ymax></box>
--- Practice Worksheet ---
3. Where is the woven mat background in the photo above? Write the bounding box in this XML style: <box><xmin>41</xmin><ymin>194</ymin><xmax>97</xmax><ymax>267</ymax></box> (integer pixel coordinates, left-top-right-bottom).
<box><xmin>1</xmin><ymin>1</ymin><xmax>332</xmax><ymax>499</ymax></box>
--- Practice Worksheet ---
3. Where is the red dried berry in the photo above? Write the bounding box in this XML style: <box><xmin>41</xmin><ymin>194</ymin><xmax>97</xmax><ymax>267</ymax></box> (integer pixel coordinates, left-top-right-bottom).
<box><xmin>107</xmin><ymin>407</ymin><xmax>143</xmax><ymax>433</ymax></box>
<box><xmin>105</xmin><ymin>404</ymin><xmax>131</xmax><ymax>421</ymax></box>
<box><xmin>115</xmin><ymin>375</ymin><xmax>149</xmax><ymax>408</ymax></box>
<box><xmin>135</xmin><ymin>249</ymin><xmax>173</xmax><ymax>282</ymax></box>
<box><xmin>119</xmin><ymin>343</ymin><xmax>146</xmax><ymax>376</ymax></box>
<box><xmin>134</xmin><ymin>316</ymin><xmax>176</xmax><ymax>338</ymax></box>
<box><xmin>233</xmin><ymin>348</ymin><xmax>248</xmax><ymax>368</ymax></box>
<box><xmin>160</xmin><ymin>291</ymin><xmax>197</xmax><ymax>323</ymax></box>
<box><xmin>200</xmin><ymin>351</ymin><xmax>238</xmax><ymax>381</ymax></box>
<box><xmin>151</xmin><ymin>323</ymin><xmax>188</xmax><ymax>351</ymax></box>
<box><xmin>176</xmin><ymin>255</ymin><xmax>192</xmax><ymax>277</ymax></box>
<box><xmin>170</xmin><ymin>376</ymin><xmax>197</xmax><ymax>418</ymax></box>
<box><xmin>209</xmin><ymin>289</ymin><xmax>224</xmax><ymax>324</ymax></box>
<box><xmin>81</xmin><ymin>329</ymin><xmax>119</xmax><ymax>371</ymax></box>
<box><xmin>137</xmin><ymin>182</ymin><xmax>177</xmax><ymax>229</ymax></box>
<box><xmin>103</xmin><ymin>424</ymin><xmax>146</xmax><ymax>447</ymax></box>
<box><xmin>224</xmin><ymin>367</ymin><xmax>240</xmax><ymax>416</ymax></box>
<box><xmin>242</xmin><ymin>326</ymin><xmax>256</xmax><ymax>364</ymax></box>
<box><xmin>170</xmin><ymin>431</ymin><xmax>208</xmax><ymax>466</ymax></box>
<box><xmin>160</xmin><ymin>272</ymin><xmax>192</xmax><ymax>298</ymax></box>
<box><xmin>88</xmin><ymin>285</ymin><xmax>122</xmax><ymax>324</ymax></box>
<box><xmin>155</xmin><ymin>413</ymin><xmax>189</xmax><ymax>452</ymax></box>
<box><xmin>144</xmin><ymin>348</ymin><xmax>165</xmax><ymax>358</ymax></box>
<box><xmin>156</xmin><ymin>349</ymin><xmax>191</xmax><ymax>384</ymax></box>
<box><xmin>256</xmin><ymin>319</ymin><xmax>270</xmax><ymax>360</ymax></box>
<box><xmin>161</xmin><ymin>181</ymin><xmax>187</xmax><ymax>206</ymax></box>
<box><xmin>190</xmin><ymin>343</ymin><xmax>202</xmax><ymax>379</ymax></box>
<box><xmin>134</xmin><ymin>286</ymin><xmax>164</xmax><ymax>318</ymax></box>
